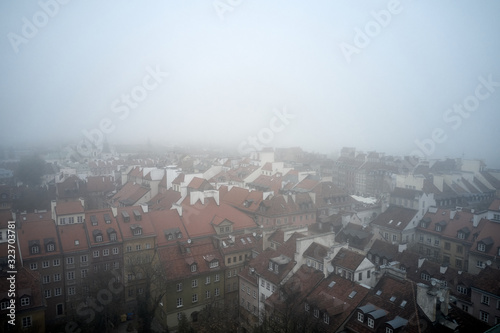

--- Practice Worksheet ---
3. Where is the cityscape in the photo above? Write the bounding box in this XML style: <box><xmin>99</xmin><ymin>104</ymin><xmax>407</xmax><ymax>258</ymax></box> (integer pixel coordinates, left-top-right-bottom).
<box><xmin>1</xmin><ymin>1</ymin><xmax>500</xmax><ymax>333</ymax></box>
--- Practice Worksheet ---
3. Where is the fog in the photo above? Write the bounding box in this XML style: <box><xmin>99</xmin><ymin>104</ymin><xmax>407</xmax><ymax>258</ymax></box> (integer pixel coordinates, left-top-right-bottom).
<box><xmin>1</xmin><ymin>1</ymin><xmax>499</xmax><ymax>166</ymax></box>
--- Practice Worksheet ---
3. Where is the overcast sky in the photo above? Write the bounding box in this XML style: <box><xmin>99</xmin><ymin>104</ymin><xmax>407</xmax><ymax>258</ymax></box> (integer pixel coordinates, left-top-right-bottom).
<box><xmin>1</xmin><ymin>1</ymin><xmax>499</xmax><ymax>166</ymax></box>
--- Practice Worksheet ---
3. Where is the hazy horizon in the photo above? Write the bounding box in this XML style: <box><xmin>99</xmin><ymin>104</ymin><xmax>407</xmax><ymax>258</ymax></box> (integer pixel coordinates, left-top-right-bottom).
<box><xmin>1</xmin><ymin>1</ymin><xmax>499</xmax><ymax>167</ymax></box>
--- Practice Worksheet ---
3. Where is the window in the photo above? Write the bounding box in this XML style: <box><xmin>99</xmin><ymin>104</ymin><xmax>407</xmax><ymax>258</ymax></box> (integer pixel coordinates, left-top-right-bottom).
<box><xmin>478</xmin><ymin>243</ymin><xmax>486</xmax><ymax>252</ymax></box>
<box><xmin>368</xmin><ymin>317</ymin><xmax>374</xmax><ymax>328</ymax></box>
<box><xmin>133</xmin><ymin>228</ymin><xmax>142</xmax><ymax>236</ymax></box>
<box><xmin>392</xmin><ymin>234</ymin><xmax>397</xmax><ymax>241</ymax></box>
<box><xmin>482</xmin><ymin>295</ymin><xmax>490</xmax><ymax>306</ymax></box>
<box><xmin>210</xmin><ymin>260</ymin><xmax>219</xmax><ymax>268</ymax></box>
<box><xmin>215</xmin><ymin>288</ymin><xmax>220</xmax><ymax>296</ymax></box>
<box><xmin>266</xmin><ymin>282</ymin><xmax>270</xmax><ymax>290</ymax></box>
<box><xmin>192</xmin><ymin>279</ymin><xmax>198</xmax><ymax>288</ymax></box>
<box><xmin>93</xmin><ymin>250</ymin><xmax>99</xmax><ymax>258</ymax></box>
<box><xmin>324</xmin><ymin>312</ymin><xmax>330</xmax><ymax>324</ymax></box>
<box><xmin>457</xmin><ymin>286</ymin><xmax>467</xmax><ymax>295</ymax></box>
<box><xmin>176</xmin><ymin>298</ymin><xmax>183</xmax><ymax>308</ymax></box>
<box><xmin>253</xmin><ymin>290</ymin><xmax>257</xmax><ymax>299</ymax></box>
<box><xmin>54</xmin><ymin>288</ymin><xmax>62</xmax><ymax>296</ymax></box>
<box><xmin>67</xmin><ymin>271</ymin><xmax>75</xmax><ymax>280</ymax></box>
<box><xmin>419</xmin><ymin>235</ymin><xmax>424</xmax><ymax>243</ymax></box>
<box><xmin>191</xmin><ymin>264</ymin><xmax>197</xmax><ymax>272</ymax></box>
<box><xmin>113</xmin><ymin>247</ymin><xmax>119</xmax><ymax>254</ymax></box>
<box><xmin>43</xmin><ymin>275</ymin><xmax>50</xmax><ymax>284</ymax></box>
<box><xmin>56</xmin><ymin>303</ymin><xmax>64</xmax><ymax>315</ymax></box>
<box><xmin>110</xmin><ymin>233</ymin><xmax>117</xmax><ymax>241</ymax></box>
<box><xmin>81</xmin><ymin>255</ymin><xmax>88</xmax><ymax>263</ymax></box>
<box><xmin>20</xmin><ymin>297</ymin><xmax>30</xmax><ymax>306</ymax></box>
<box><xmin>126</xmin><ymin>246</ymin><xmax>132</xmax><ymax>252</ymax></box>
<box><xmin>421</xmin><ymin>273</ymin><xmax>430</xmax><ymax>281</ymax></box>
<box><xmin>54</xmin><ymin>273</ymin><xmax>61</xmax><ymax>282</ymax></box>
<box><xmin>434</xmin><ymin>239</ymin><xmax>440</xmax><ymax>246</ymax></box>
<box><xmin>96</xmin><ymin>235</ymin><xmax>103</xmax><ymax>242</ymax></box>
<box><xmin>456</xmin><ymin>258</ymin><xmax>463</xmax><ymax>269</ymax></box>
<box><xmin>458</xmin><ymin>232</ymin><xmax>465</xmax><ymax>240</ymax></box>
<box><xmin>457</xmin><ymin>245</ymin><xmax>463</xmax><ymax>254</ymax></box>
<box><xmin>462</xmin><ymin>304</ymin><xmax>469</xmax><ymax>312</ymax></box>
<box><xmin>480</xmin><ymin>310</ymin><xmax>489</xmax><ymax>323</ymax></box>
<box><xmin>206</xmin><ymin>290</ymin><xmax>211</xmax><ymax>299</ymax></box>
<box><xmin>386</xmin><ymin>328</ymin><xmax>393</xmax><ymax>333</ymax></box>
<box><xmin>192</xmin><ymin>294</ymin><xmax>198</xmax><ymax>303</ymax></box>
<box><xmin>477</xmin><ymin>260</ymin><xmax>485</xmax><ymax>268</ymax></box>
<box><xmin>47</xmin><ymin>243</ymin><xmax>55</xmax><ymax>252</ymax></box>
<box><xmin>305</xmin><ymin>303</ymin><xmax>310</xmax><ymax>312</ymax></box>
<box><xmin>215</xmin><ymin>273</ymin><xmax>220</xmax><ymax>282</ymax></box>
<box><xmin>103</xmin><ymin>249</ymin><xmax>109</xmax><ymax>256</ymax></box>
<box><xmin>314</xmin><ymin>308</ymin><xmax>319</xmax><ymax>318</ymax></box>
<box><xmin>367</xmin><ymin>270</ymin><xmax>371</xmax><ymax>278</ymax></box>
<box><xmin>22</xmin><ymin>316</ymin><xmax>32</xmax><ymax>328</ymax></box>
<box><xmin>177</xmin><ymin>283</ymin><xmax>182</xmax><ymax>292</ymax></box>
<box><xmin>357</xmin><ymin>312</ymin><xmax>364</xmax><ymax>322</ymax></box>
<box><xmin>53</xmin><ymin>259</ymin><xmax>60</xmax><ymax>266</ymax></box>
<box><xmin>67</xmin><ymin>257</ymin><xmax>74</xmax><ymax>265</ymax></box>
<box><xmin>29</xmin><ymin>263</ymin><xmax>37</xmax><ymax>270</ymax></box>
<box><xmin>206</xmin><ymin>276</ymin><xmax>210</xmax><ymax>284</ymax></box>
<box><xmin>81</xmin><ymin>269</ymin><xmax>88</xmax><ymax>278</ymax></box>
<box><xmin>68</xmin><ymin>287</ymin><xmax>76</xmax><ymax>295</ymax></box>
<box><xmin>44</xmin><ymin>289</ymin><xmax>51</xmax><ymax>298</ymax></box>
<box><xmin>359</xmin><ymin>272</ymin><xmax>362</xmax><ymax>281</ymax></box>
<box><xmin>136</xmin><ymin>244</ymin><xmax>141</xmax><ymax>250</ymax></box>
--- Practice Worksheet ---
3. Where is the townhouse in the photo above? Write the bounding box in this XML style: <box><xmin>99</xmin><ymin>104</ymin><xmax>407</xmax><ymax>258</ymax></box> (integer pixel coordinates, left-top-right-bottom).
<box><xmin>115</xmin><ymin>205</ymin><xmax>156</xmax><ymax>310</ymax></box>
<box><xmin>416</xmin><ymin>207</ymin><xmax>486</xmax><ymax>271</ymax></box>
<box><xmin>18</xmin><ymin>212</ymin><xmax>65</xmax><ymax>322</ymax></box>
<box><xmin>370</xmin><ymin>205</ymin><xmax>420</xmax><ymax>245</ymax></box>
<box><xmin>468</xmin><ymin>219</ymin><xmax>500</xmax><ymax>274</ymax></box>
<box><xmin>157</xmin><ymin>238</ymin><xmax>224</xmax><ymax>329</ymax></box>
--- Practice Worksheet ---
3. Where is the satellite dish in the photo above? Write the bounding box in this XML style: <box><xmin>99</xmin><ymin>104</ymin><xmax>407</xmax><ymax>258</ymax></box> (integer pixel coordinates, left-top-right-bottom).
<box><xmin>187</xmin><ymin>239</ymin><xmax>192</xmax><ymax>244</ymax></box>
<box><xmin>253</xmin><ymin>232</ymin><xmax>256</xmax><ymax>237</ymax></box>
<box><xmin>486</xmin><ymin>260</ymin><xmax>492</xmax><ymax>266</ymax></box>
<box><xmin>431</xmin><ymin>280</ymin><xmax>436</xmax><ymax>286</ymax></box>
<box><xmin>327</xmin><ymin>265</ymin><xmax>334</xmax><ymax>273</ymax></box>
<box><xmin>439</xmin><ymin>296</ymin><xmax>445</xmax><ymax>302</ymax></box>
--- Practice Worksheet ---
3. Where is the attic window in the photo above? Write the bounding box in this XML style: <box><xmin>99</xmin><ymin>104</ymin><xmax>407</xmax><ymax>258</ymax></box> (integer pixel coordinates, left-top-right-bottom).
<box><xmin>478</xmin><ymin>243</ymin><xmax>486</xmax><ymax>252</ymax></box>
<box><xmin>209</xmin><ymin>260</ymin><xmax>219</xmax><ymax>268</ymax></box>
<box><xmin>74</xmin><ymin>240</ymin><xmax>79</xmax><ymax>246</ymax></box>
<box><xmin>104</xmin><ymin>213</ymin><xmax>111</xmax><ymax>224</ymax></box>
<box><xmin>390</xmin><ymin>296</ymin><xmax>396</xmax><ymax>302</ymax></box>
<box><xmin>376</xmin><ymin>290</ymin><xmax>382</xmax><ymax>296</ymax></box>
<box><xmin>349</xmin><ymin>291</ymin><xmax>357</xmax><ymax>299</ymax></box>
<box><xmin>328</xmin><ymin>281</ymin><xmax>336</xmax><ymax>288</ymax></box>
<box><xmin>46</xmin><ymin>243</ymin><xmax>55</xmax><ymax>252</ymax></box>
<box><xmin>31</xmin><ymin>245</ymin><xmax>40</xmax><ymax>254</ymax></box>
<box><xmin>457</xmin><ymin>232</ymin><xmax>465</xmax><ymax>240</ymax></box>
<box><xmin>133</xmin><ymin>210</ymin><xmax>142</xmax><ymax>221</ymax></box>
<box><xmin>191</xmin><ymin>264</ymin><xmax>197</xmax><ymax>272</ymax></box>
<box><xmin>400</xmin><ymin>300</ymin><xmax>407</xmax><ymax>308</ymax></box>
<box><xmin>133</xmin><ymin>228</ymin><xmax>142</xmax><ymax>236</ymax></box>
<box><xmin>122</xmin><ymin>211</ymin><xmax>130</xmax><ymax>222</ymax></box>
<box><xmin>90</xmin><ymin>215</ymin><xmax>98</xmax><ymax>226</ymax></box>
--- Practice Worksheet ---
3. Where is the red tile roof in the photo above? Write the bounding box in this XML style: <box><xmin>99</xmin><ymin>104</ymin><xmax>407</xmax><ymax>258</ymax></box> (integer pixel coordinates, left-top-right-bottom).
<box><xmin>111</xmin><ymin>182</ymin><xmax>150</xmax><ymax>206</ymax></box>
<box><xmin>84</xmin><ymin>209</ymin><xmax>123</xmax><ymax>246</ymax></box>
<box><xmin>332</xmin><ymin>248</ymin><xmax>365</xmax><ymax>271</ymax></box>
<box><xmin>147</xmin><ymin>189</ymin><xmax>181</xmax><ymax>211</ymax></box>
<box><xmin>55</xmin><ymin>200</ymin><xmax>84</xmax><ymax>216</ymax></box>
<box><xmin>19</xmin><ymin>218</ymin><xmax>61</xmax><ymax>259</ymax></box>
<box><xmin>180</xmin><ymin>198</ymin><xmax>257</xmax><ymax>239</ymax></box>
<box><xmin>149</xmin><ymin>209</ymin><xmax>189</xmax><ymax>247</ymax></box>
<box><xmin>58</xmin><ymin>223</ymin><xmax>89</xmax><ymax>253</ymax></box>
<box><xmin>86</xmin><ymin>175</ymin><xmax>115</xmax><ymax>193</ymax></box>
<box><xmin>115</xmin><ymin>206</ymin><xmax>156</xmax><ymax>240</ymax></box>
<box><xmin>370</xmin><ymin>206</ymin><xmax>418</xmax><ymax>231</ymax></box>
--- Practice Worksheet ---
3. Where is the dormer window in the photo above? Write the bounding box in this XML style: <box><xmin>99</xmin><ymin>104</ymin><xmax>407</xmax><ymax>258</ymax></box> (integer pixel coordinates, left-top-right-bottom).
<box><xmin>478</xmin><ymin>243</ymin><xmax>486</xmax><ymax>252</ymax></box>
<box><xmin>96</xmin><ymin>235</ymin><xmax>103</xmax><ymax>242</ymax></box>
<box><xmin>46</xmin><ymin>243</ymin><xmax>55</xmax><ymax>252</ymax></box>
<box><xmin>90</xmin><ymin>215</ymin><xmax>98</xmax><ymax>226</ymax></box>
<box><xmin>110</xmin><ymin>233</ymin><xmax>117</xmax><ymax>241</ymax></box>
<box><xmin>209</xmin><ymin>260</ymin><xmax>219</xmax><ymax>268</ymax></box>
<box><xmin>435</xmin><ymin>225</ymin><xmax>441</xmax><ymax>232</ymax></box>
<box><xmin>458</xmin><ymin>232</ymin><xmax>465</xmax><ymax>240</ymax></box>
<box><xmin>93</xmin><ymin>230</ymin><xmax>103</xmax><ymax>242</ymax></box>
<box><xmin>191</xmin><ymin>264</ymin><xmax>197</xmax><ymax>272</ymax></box>
<box><xmin>133</xmin><ymin>228</ymin><xmax>142</xmax><ymax>236</ymax></box>
<box><xmin>268</xmin><ymin>262</ymin><xmax>273</xmax><ymax>271</ymax></box>
<box><xmin>31</xmin><ymin>245</ymin><xmax>39</xmax><ymax>254</ymax></box>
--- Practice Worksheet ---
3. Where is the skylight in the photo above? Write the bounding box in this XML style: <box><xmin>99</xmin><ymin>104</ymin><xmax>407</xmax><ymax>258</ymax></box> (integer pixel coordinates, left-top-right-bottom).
<box><xmin>400</xmin><ymin>300</ymin><xmax>407</xmax><ymax>308</ymax></box>
<box><xmin>397</xmin><ymin>221</ymin><xmax>402</xmax><ymax>226</ymax></box>
<box><xmin>376</xmin><ymin>290</ymin><xmax>382</xmax><ymax>296</ymax></box>
<box><xmin>390</xmin><ymin>296</ymin><xmax>396</xmax><ymax>302</ymax></box>
<box><xmin>241</xmin><ymin>238</ymin><xmax>246</xmax><ymax>245</ymax></box>
<box><xmin>388</xmin><ymin>220</ymin><xmax>393</xmax><ymax>224</ymax></box>
<box><xmin>349</xmin><ymin>291</ymin><xmax>357</xmax><ymax>298</ymax></box>
<box><xmin>328</xmin><ymin>281</ymin><xmax>336</xmax><ymax>288</ymax></box>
